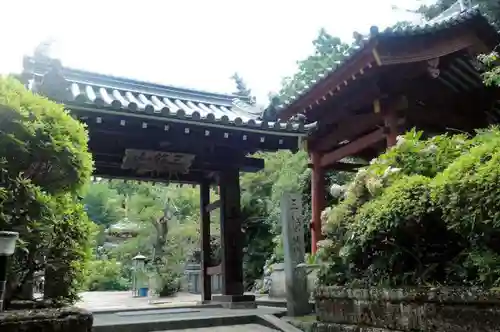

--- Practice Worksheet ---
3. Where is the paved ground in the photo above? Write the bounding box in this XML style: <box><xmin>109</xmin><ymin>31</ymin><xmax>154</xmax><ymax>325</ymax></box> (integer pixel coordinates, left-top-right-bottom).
<box><xmin>93</xmin><ymin>307</ymin><xmax>284</xmax><ymax>326</ymax></box>
<box><xmin>77</xmin><ymin>291</ymin><xmax>284</xmax><ymax>312</ymax></box>
<box><xmin>166</xmin><ymin>325</ymin><xmax>277</xmax><ymax>331</ymax></box>
<box><xmin>77</xmin><ymin>291</ymin><xmax>201</xmax><ymax>311</ymax></box>
<box><xmin>80</xmin><ymin>292</ymin><xmax>287</xmax><ymax>331</ymax></box>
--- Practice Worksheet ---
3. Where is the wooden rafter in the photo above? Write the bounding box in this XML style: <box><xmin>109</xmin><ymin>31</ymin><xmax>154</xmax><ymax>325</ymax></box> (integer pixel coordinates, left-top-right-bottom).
<box><xmin>279</xmin><ymin>42</ymin><xmax>378</xmax><ymax>120</ymax></box>
<box><xmin>312</xmin><ymin>61</ymin><xmax>429</xmax><ymax>127</ymax></box>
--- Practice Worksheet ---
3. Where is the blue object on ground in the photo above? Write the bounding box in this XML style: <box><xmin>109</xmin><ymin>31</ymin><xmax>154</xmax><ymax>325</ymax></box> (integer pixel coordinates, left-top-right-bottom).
<box><xmin>138</xmin><ymin>287</ymin><xmax>148</xmax><ymax>297</ymax></box>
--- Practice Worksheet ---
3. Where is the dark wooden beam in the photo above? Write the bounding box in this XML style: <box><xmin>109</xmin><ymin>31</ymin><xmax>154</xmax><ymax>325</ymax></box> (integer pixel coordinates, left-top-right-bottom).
<box><xmin>378</xmin><ymin>29</ymin><xmax>478</xmax><ymax>66</ymax></box>
<box><xmin>93</xmin><ymin>165</ymin><xmax>213</xmax><ymax>184</ymax></box>
<box><xmin>92</xmin><ymin>152</ymin><xmax>265</xmax><ymax>173</ymax></box>
<box><xmin>81</xmin><ymin>113</ymin><xmax>300</xmax><ymax>152</ymax></box>
<box><xmin>205</xmin><ymin>200</ymin><xmax>220</xmax><ymax>212</ymax></box>
<box><xmin>310</xmin><ymin>113</ymin><xmax>382</xmax><ymax>152</ymax></box>
<box><xmin>320</xmin><ymin>128</ymin><xmax>385</xmax><ymax>168</ymax></box>
<box><xmin>308</xmin><ymin>162</ymin><xmax>368</xmax><ymax>172</ymax></box>
<box><xmin>200</xmin><ymin>179</ymin><xmax>212</xmax><ymax>302</ymax></box>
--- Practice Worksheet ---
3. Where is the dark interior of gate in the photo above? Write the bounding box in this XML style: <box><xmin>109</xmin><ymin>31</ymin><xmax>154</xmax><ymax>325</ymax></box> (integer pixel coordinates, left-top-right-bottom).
<box><xmin>21</xmin><ymin>55</ymin><xmax>307</xmax><ymax>306</ymax></box>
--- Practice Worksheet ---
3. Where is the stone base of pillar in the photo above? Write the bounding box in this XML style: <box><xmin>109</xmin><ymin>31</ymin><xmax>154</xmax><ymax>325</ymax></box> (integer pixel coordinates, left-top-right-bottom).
<box><xmin>211</xmin><ymin>294</ymin><xmax>256</xmax><ymax>309</ymax></box>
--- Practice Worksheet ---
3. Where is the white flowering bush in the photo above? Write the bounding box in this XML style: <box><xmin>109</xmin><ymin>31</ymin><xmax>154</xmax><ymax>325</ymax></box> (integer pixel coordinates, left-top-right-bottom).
<box><xmin>318</xmin><ymin>126</ymin><xmax>500</xmax><ymax>287</ymax></box>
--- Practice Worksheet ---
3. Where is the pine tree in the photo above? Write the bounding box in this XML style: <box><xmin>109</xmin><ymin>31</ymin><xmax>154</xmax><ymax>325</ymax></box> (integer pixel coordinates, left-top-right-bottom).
<box><xmin>231</xmin><ymin>73</ymin><xmax>252</xmax><ymax>97</ymax></box>
<box><xmin>231</xmin><ymin>72</ymin><xmax>256</xmax><ymax>104</ymax></box>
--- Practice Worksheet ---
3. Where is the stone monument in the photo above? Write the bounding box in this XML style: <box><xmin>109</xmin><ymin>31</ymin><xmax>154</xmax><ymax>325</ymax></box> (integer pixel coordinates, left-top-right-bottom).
<box><xmin>281</xmin><ymin>192</ymin><xmax>310</xmax><ymax>316</ymax></box>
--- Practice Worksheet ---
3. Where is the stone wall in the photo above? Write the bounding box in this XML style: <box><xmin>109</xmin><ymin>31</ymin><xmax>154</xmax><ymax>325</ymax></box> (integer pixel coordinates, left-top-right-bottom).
<box><xmin>184</xmin><ymin>263</ymin><xmax>223</xmax><ymax>294</ymax></box>
<box><xmin>269</xmin><ymin>263</ymin><xmax>318</xmax><ymax>299</ymax></box>
<box><xmin>313</xmin><ymin>286</ymin><xmax>500</xmax><ymax>332</ymax></box>
<box><xmin>0</xmin><ymin>307</ymin><xmax>92</xmax><ymax>332</ymax></box>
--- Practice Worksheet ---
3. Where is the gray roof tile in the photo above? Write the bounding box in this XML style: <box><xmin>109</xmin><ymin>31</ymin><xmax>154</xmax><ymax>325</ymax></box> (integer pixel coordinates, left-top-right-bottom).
<box><xmin>22</xmin><ymin>56</ymin><xmax>309</xmax><ymax>135</ymax></box>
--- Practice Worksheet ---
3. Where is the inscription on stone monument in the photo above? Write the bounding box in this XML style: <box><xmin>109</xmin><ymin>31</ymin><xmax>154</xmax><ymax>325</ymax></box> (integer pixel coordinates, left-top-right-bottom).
<box><xmin>281</xmin><ymin>192</ymin><xmax>310</xmax><ymax>316</ymax></box>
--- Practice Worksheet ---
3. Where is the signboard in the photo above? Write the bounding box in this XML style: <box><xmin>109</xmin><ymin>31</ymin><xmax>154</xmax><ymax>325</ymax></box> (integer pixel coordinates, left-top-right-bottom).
<box><xmin>121</xmin><ymin>149</ymin><xmax>195</xmax><ymax>175</ymax></box>
<box><xmin>281</xmin><ymin>192</ymin><xmax>309</xmax><ymax>316</ymax></box>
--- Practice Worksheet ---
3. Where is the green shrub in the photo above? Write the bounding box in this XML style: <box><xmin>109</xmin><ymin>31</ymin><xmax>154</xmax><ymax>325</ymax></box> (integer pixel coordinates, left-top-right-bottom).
<box><xmin>432</xmin><ymin>128</ymin><xmax>500</xmax><ymax>257</ymax></box>
<box><xmin>344</xmin><ymin>176</ymin><xmax>465</xmax><ymax>286</ymax></box>
<box><xmin>84</xmin><ymin>259</ymin><xmax>130</xmax><ymax>291</ymax></box>
<box><xmin>0</xmin><ymin>76</ymin><xmax>93</xmax><ymax>195</ymax></box>
<box><xmin>0</xmin><ymin>76</ymin><xmax>94</xmax><ymax>305</ymax></box>
<box><xmin>480</xmin><ymin>51</ymin><xmax>500</xmax><ymax>86</ymax></box>
<box><xmin>319</xmin><ymin>126</ymin><xmax>500</xmax><ymax>288</ymax></box>
<box><xmin>368</xmin><ymin>129</ymin><xmax>471</xmax><ymax>179</ymax></box>
<box><xmin>43</xmin><ymin>194</ymin><xmax>95</xmax><ymax>303</ymax></box>
<box><xmin>152</xmin><ymin>258</ymin><xmax>180</xmax><ymax>297</ymax></box>
<box><xmin>156</xmin><ymin>270</ymin><xmax>180</xmax><ymax>297</ymax></box>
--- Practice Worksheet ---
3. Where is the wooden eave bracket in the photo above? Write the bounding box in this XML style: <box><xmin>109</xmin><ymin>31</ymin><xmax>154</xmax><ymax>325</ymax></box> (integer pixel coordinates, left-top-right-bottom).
<box><xmin>319</xmin><ymin>128</ymin><xmax>385</xmax><ymax>168</ymax></box>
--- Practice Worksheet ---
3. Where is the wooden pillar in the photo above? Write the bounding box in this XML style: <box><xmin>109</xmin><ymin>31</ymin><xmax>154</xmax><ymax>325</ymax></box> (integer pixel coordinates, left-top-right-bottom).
<box><xmin>384</xmin><ymin>110</ymin><xmax>398</xmax><ymax>147</ymax></box>
<box><xmin>219</xmin><ymin>168</ymin><xmax>244</xmax><ymax>296</ymax></box>
<box><xmin>379</xmin><ymin>96</ymin><xmax>407</xmax><ymax>148</ymax></box>
<box><xmin>310</xmin><ymin>151</ymin><xmax>325</xmax><ymax>254</ymax></box>
<box><xmin>211</xmin><ymin>168</ymin><xmax>256</xmax><ymax>308</ymax></box>
<box><xmin>199</xmin><ymin>179</ymin><xmax>211</xmax><ymax>302</ymax></box>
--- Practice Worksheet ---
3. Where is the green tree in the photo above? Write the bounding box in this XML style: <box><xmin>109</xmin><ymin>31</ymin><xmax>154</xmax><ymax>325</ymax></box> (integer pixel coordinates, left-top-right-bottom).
<box><xmin>417</xmin><ymin>0</ymin><xmax>500</xmax><ymax>25</ymax></box>
<box><xmin>0</xmin><ymin>76</ymin><xmax>94</xmax><ymax>305</ymax></box>
<box><xmin>231</xmin><ymin>72</ymin><xmax>252</xmax><ymax>97</ymax></box>
<box><xmin>230</xmin><ymin>72</ymin><xmax>256</xmax><ymax>105</ymax></box>
<box><xmin>82</xmin><ymin>181</ymin><xmax>125</xmax><ymax>228</ymax></box>
<box><xmin>279</xmin><ymin>28</ymin><xmax>350</xmax><ymax>102</ymax></box>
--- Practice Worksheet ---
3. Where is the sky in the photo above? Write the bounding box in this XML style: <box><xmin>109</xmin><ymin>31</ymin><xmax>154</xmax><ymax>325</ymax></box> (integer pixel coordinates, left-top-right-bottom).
<box><xmin>0</xmin><ymin>0</ymin><xmax>434</xmax><ymax>104</ymax></box>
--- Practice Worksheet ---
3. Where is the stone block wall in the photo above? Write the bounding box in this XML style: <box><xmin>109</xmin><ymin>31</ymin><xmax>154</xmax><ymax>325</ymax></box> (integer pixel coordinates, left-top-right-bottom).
<box><xmin>313</xmin><ymin>286</ymin><xmax>500</xmax><ymax>331</ymax></box>
<box><xmin>0</xmin><ymin>307</ymin><xmax>92</xmax><ymax>332</ymax></box>
<box><xmin>184</xmin><ymin>263</ymin><xmax>223</xmax><ymax>294</ymax></box>
<box><xmin>269</xmin><ymin>263</ymin><xmax>318</xmax><ymax>299</ymax></box>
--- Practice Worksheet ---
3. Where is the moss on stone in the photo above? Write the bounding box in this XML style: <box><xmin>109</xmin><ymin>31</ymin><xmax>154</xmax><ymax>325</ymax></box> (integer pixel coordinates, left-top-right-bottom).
<box><xmin>315</xmin><ymin>286</ymin><xmax>500</xmax><ymax>331</ymax></box>
<box><xmin>0</xmin><ymin>307</ymin><xmax>92</xmax><ymax>332</ymax></box>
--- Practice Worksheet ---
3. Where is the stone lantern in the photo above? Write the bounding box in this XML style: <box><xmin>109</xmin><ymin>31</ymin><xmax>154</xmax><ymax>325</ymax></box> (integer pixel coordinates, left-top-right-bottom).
<box><xmin>0</xmin><ymin>231</ymin><xmax>18</xmax><ymax>311</ymax></box>
<box><xmin>132</xmin><ymin>254</ymin><xmax>148</xmax><ymax>297</ymax></box>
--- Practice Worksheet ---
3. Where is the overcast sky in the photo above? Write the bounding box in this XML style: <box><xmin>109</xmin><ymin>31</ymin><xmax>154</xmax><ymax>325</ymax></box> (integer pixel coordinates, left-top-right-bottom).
<box><xmin>0</xmin><ymin>0</ymin><xmax>434</xmax><ymax>103</ymax></box>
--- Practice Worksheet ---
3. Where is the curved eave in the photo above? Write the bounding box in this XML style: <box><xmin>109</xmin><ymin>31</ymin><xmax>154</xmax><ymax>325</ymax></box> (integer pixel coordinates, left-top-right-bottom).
<box><xmin>277</xmin><ymin>10</ymin><xmax>499</xmax><ymax>121</ymax></box>
<box><xmin>67</xmin><ymin>103</ymin><xmax>309</xmax><ymax>137</ymax></box>
<box><xmin>22</xmin><ymin>56</ymin><xmax>248</xmax><ymax>107</ymax></box>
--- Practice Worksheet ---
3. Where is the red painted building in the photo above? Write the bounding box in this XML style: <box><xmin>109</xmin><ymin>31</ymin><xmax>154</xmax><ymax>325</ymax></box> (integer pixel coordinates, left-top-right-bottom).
<box><xmin>277</xmin><ymin>10</ymin><xmax>500</xmax><ymax>253</ymax></box>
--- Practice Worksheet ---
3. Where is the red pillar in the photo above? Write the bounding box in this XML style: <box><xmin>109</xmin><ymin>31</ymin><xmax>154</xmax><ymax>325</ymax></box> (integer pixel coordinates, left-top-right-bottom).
<box><xmin>310</xmin><ymin>151</ymin><xmax>325</xmax><ymax>254</ymax></box>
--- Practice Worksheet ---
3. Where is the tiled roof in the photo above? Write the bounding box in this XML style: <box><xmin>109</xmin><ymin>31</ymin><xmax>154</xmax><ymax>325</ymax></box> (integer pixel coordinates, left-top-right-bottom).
<box><xmin>22</xmin><ymin>56</ymin><xmax>309</xmax><ymax>135</ymax></box>
<box><xmin>277</xmin><ymin>9</ymin><xmax>498</xmax><ymax>117</ymax></box>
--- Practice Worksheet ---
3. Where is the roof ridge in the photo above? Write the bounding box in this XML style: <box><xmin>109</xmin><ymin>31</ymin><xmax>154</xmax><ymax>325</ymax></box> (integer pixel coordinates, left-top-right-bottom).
<box><xmin>22</xmin><ymin>56</ymin><xmax>250</xmax><ymax>104</ymax></box>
